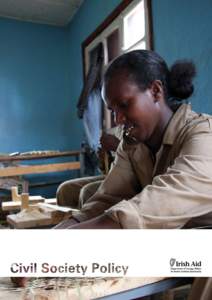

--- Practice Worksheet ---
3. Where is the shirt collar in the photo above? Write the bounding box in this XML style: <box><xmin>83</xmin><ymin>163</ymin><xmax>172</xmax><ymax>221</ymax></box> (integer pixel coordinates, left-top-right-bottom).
<box><xmin>162</xmin><ymin>104</ymin><xmax>192</xmax><ymax>145</ymax></box>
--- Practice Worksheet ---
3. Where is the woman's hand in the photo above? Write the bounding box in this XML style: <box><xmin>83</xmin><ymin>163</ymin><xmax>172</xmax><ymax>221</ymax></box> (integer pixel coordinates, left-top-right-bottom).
<box><xmin>11</xmin><ymin>277</ymin><xmax>27</xmax><ymax>287</ymax></box>
<box><xmin>100</xmin><ymin>133</ymin><xmax>120</xmax><ymax>152</ymax></box>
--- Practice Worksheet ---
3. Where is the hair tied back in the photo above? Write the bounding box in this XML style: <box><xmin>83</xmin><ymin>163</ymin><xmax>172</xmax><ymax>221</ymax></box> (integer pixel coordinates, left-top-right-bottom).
<box><xmin>169</xmin><ymin>60</ymin><xmax>196</xmax><ymax>100</ymax></box>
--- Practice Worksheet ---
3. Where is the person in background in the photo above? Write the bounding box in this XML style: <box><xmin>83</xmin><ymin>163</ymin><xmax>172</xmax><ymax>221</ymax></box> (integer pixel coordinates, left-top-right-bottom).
<box><xmin>56</xmin><ymin>128</ymin><xmax>121</xmax><ymax>210</ymax></box>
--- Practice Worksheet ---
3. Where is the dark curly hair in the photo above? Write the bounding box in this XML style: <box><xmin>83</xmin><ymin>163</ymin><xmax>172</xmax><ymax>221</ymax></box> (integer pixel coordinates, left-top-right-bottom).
<box><xmin>104</xmin><ymin>50</ymin><xmax>196</xmax><ymax>107</ymax></box>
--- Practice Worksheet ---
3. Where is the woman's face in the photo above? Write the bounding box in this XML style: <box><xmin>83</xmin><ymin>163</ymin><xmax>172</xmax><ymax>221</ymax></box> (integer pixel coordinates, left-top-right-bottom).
<box><xmin>102</xmin><ymin>73</ymin><xmax>163</xmax><ymax>145</ymax></box>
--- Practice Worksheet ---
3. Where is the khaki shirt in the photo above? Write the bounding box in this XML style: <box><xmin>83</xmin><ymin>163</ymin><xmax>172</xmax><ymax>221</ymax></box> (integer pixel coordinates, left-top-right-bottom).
<box><xmin>73</xmin><ymin>104</ymin><xmax>212</xmax><ymax>228</ymax></box>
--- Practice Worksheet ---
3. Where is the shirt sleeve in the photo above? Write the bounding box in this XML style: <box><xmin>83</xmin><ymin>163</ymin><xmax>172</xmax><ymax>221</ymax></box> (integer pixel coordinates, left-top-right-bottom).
<box><xmin>106</xmin><ymin>125</ymin><xmax>212</xmax><ymax>229</ymax></box>
<box><xmin>72</xmin><ymin>140</ymin><xmax>141</xmax><ymax>222</ymax></box>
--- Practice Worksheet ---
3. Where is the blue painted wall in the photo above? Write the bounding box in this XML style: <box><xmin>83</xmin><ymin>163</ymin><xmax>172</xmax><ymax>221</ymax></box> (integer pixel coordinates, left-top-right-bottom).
<box><xmin>0</xmin><ymin>0</ymin><xmax>211</xmax><ymax>152</ymax></box>
<box><xmin>0</xmin><ymin>18</ymin><xmax>72</xmax><ymax>153</ymax></box>
<box><xmin>0</xmin><ymin>0</ymin><xmax>122</xmax><ymax>153</ymax></box>
<box><xmin>152</xmin><ymin>0</ymin><xmax>212</xmax><ymax>113</ymax></box>
<box><xmin>0</xmin><ymin>0</ymin><xmax>121</xmax><ymax>197</ymax></box>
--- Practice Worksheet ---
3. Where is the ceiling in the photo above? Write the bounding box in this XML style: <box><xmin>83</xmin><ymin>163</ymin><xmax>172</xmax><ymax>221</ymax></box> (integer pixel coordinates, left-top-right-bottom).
<box><xmin>0</xmin><ymin>0</ymin><xmax>84</xmax><ymax>27</ymax></box>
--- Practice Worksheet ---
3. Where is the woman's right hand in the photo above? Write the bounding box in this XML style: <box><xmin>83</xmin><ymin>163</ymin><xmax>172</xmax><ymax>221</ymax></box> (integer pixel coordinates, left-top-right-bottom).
<box><xmin>11</xmin><ymin>277</ymin><xmax>27</xmax><ymax>287</ymax></box>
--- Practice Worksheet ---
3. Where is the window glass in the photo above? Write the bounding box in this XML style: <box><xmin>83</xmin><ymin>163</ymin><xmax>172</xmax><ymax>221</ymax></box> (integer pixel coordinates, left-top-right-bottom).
<box><xmin>128</xmin><ymin>40</ymin><xmax>146</xmax><ymax>51</ymax></box>
<box><xmin>123</xmin><ymin>1</ymin><xmax>145</xmax><ymax>50</ymax></box>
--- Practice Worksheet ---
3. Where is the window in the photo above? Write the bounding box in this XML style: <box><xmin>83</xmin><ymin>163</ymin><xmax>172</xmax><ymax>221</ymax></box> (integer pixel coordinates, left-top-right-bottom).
<box><xmin>82</xmin><ymin>0</ymin><xmax>153</xmax><ymax>130</ymax></box>
<box><xmin>123</xmin><ymin>0</ymin><xmax>148</xmax><ymax>51</ymax></box>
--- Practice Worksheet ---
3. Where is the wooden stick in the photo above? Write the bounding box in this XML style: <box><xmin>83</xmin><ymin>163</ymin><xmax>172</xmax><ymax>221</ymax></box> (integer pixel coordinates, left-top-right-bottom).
<box><xmin>0</xmin><ymin>161</ymin><xmax>80</xmax><ymax>177</ymax></box>
<box><xmin>38</xmin><ymin>203</ymin><xmax>79</xmax><ymax>213</ymax></box>
<box><xmin>104</xmin><ymin>152</ymin><xmax>109</xmax><ymax>174</ymax></box>
<box><xmin>0</xmin><ymin>150</ymin><xmax>80</xmax><ymax>162</ymax></box>
<box><xmin>2</xmin><ymin>197</ymin><xmax>53</xmax><ymax>211</ymax></box>
<box><xmin>21</xmin><ymin>193</ymin><xmax>29</xmax><ymax>210</ymax></box>
<box><xmin>11</xmin><ymin>186</ymin><xmax>21</xmax><ymax>201</ymax></box>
